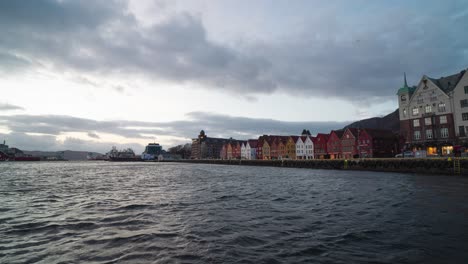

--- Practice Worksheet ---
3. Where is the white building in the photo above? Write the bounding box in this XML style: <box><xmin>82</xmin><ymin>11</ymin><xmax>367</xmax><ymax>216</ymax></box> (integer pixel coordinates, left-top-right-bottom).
<box><xmin>295</xmin><ymin>137</ymin><xmax>305</xmax><ymax>159</ymax></box>
<box><xmin>303</xmin><ymin>136</ymin><xmax>314</xmax><ymax>159</ymax></box>
<box><xmin>245</xmin><ymin>140</ymin><xmax>258</xmax><ymax>160</ymax></box>
<box><xmin>397</xmin><ymin>69</ymin><xmax>467</xmax><ymax>155</ymax></box>
<box><xmin>240</xmin><ymin>142</ymin><xmax>247</xmax><ymax>159</ymax></box>
<box><xmin>452</xmin><ymin>70</ymin><xmax>468</xmax><ymax>139</ymax></box>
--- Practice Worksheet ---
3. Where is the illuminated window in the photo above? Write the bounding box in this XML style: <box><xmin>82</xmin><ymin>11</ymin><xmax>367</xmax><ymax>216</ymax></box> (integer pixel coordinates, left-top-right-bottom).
<box><xmin>412</xmin><ymin>107</ymin><xmax>419</xmax><ymax>115</ymax></box>
<box><xmin>426</xmin><ymin>129</ymin><xmax>433</xmax><ymax>139</ymax></box>
<box><xmin>413</xmin><ymin>119</ymin><xmax>420</xmax><ymax>127</ymax></box>
<box><xmin>403</xmin><ymin>109</ymin><xmax>407</xmax><ymax>117</ymax></box>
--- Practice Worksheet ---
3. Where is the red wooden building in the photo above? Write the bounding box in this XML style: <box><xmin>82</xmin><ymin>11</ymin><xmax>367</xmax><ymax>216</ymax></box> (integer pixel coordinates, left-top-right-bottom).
<box><xmin>313</xmin><ymin>133</ymin><xmax>329</xmax><ymax>159</ymax></box>
<box><xmin>341</xmin><ymin>128</ymin><xmax>359</xmax><ymax>159</ymax></box>
<box><xmin>327</xmin><ymin>130</ymin><xmax>345</xmax><ymax>159</ymax></box>
<box><xmin>358</xmin><ymin>129</ymin><xmax>398</xmax><ymax>158</ymax></box>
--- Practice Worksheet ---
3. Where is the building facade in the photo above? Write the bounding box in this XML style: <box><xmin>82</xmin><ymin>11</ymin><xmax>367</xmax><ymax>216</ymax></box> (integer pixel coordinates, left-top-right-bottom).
<box><xmin>451</xmin><ymin>70</ymin><xmax>468</xmax><ymax>144</ymax></box>
<box><xmin>313</xmin><ymin>133</ymin><xmax>329</xmax><ymax>159</ymax></box>
<box><xmin>327</xmin><ymin>130</ymin><xmax>344</xmax><ymax>159</ymax></box>
<box><xmin>397</xmin><ymin>71</ymin><xmax>463</xmax><ymax>156</ymax></box>
<box><xmin>358</xmin><ymin>129</ymin><xmax>398</xmax><ymax>158</ymax></box>
<box><xmin>191</xmin><ymin>130</ymin><xmax>234</xmax><ymax>159</ymax></box>
<box><xmin>341</xmin><ymin>128</ymin><xmax>359</xmax><ymax>159</ymax></box>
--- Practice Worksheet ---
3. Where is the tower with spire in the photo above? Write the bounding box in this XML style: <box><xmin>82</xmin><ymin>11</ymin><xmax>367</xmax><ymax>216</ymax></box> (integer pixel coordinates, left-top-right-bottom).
<box><xmin>397</xmin><ymin>73</ymin><xmax>415</xmax><ymax>120</ymax></box>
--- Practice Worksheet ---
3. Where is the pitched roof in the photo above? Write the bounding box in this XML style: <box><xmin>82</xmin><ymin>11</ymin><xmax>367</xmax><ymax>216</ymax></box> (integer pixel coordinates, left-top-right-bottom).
<box><xmin>316</xmin><ymin>133</ymin><xmax>330</xmax><ymax>141</ymax></box>
<box><xmin>428</xmin><ymin>69</ymin><xmax>466</xmax><ymax>94</ymax></box>
<box><xmin>247</xmin><ymin>139</ymin><xmax>258</xmax><ymax>148</ymax></box>
<box><xmin>290</xmin><ymin>136</ymin><xmax>300</xmax><ymax>143</ymax></box>
<box><xmin>330</xmin><ymin>130</ymin><xmax>345</xmax><ymax>138</ymax></box>
<box><xmin>345</xmin><ymin>128</ymin><xmax>359</xmax><ymax>138</ymax></box>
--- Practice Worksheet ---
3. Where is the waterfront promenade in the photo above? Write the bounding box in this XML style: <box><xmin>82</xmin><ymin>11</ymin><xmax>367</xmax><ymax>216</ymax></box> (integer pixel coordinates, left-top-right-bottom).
<box><xmin>170</xmin><ymin>158</ymin><xmax>467</xmax><ymax>176</ymax></box>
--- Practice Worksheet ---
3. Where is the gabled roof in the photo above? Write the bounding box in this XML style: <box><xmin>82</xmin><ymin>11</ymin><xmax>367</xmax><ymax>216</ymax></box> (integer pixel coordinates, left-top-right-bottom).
<box><xmin>330</xmin><ymin>130</ymin><xmax>345</xmax><ymax>138</ymax></box>
<box><xmin>289</xmin><ymin>136</ymin><xmax>300</xmax><ymax>143</ymax></box>
<box><xmin>247</xmin><ymin>139</ymin><xmax>258</xmax><ymax>148</ymax></box>
<box><xmin>344</xmin><ymin>128</ymin><xmax>359</xmax><ymax>138</ymax></box>
<box><xmin>316</xmin><ymin>133</ymin><xmax>330</xmax><ymax>142</ymax></box>
<box><xmin>428</xmin><ymin>70</ymin><xmax>466</xmax><ymax>94</ymax></box>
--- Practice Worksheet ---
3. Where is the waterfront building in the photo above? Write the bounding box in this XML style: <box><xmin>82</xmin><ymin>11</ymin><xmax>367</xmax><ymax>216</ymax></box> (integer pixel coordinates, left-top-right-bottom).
<box><xmin>451</xmin><ymin>70</ymin><xmax>468</xmax><ymax>145</ymax></box>
<box><xmin>220</xmin><ymin>144</ymin><xmax>227</xmax><ymax>159</ymax></box>
<box><xmin>398</xmin><ymin>71</ymin><xmax>461</xmax><ymax>156</ymax></box>
<box><xmin>270</xmin><ymin>138</ymin><xmax>279</xmax><ymax>160</ymax></box>
<box><xmin>286</xmin><ymin>136</ymin><xmax>298</xmax><ymax>159</ymax></box>
<box><xmin>295</xmin><ymin>136</ymin><xmax>305</xmax><ymax>159</ymax></box>
<box><xmin>256</xmin><ymin>136</ymin><xmax>265</xmax><ymax>160</ymax></box>
<box><xmin>141</xmin><ymin>143</ymin><xmax>163</xmax><ymax>160</ymax></box>
<box><xmin>240</xmin><ymin>142</ymin><xmax>247</xmax><ymax>159</ymax></box>
<box><xmin>303</xmin><ymin>136</ymin><xmax>315</xmax><ymax>160</ymax></box>
<box><xmin>191</xmin><ymin>130</ymin><xmax>233</xmax><ymax>159</ymax></box>
<box><xmin>227</xmin><ymin>142</ymin><xmax>233</xmax><ymax>159</ymax></box>
<box><xmin>358</xmin><ymin>129</ymin><xmax>398</xmax><ymax>158</ymax></box>
<box><xmin>277</xmin><ymin>138</ymin><xmax>287</xmax><ymax>160</ymax></box>
<box><xmin>327</xmin><ymin>130</ymin><xmax>344</xmax><ymax>159</ymax></box>
<box><xmin>341</xmin><ymin>128</ymin><xmax>359</xmax><ymax>159</ymax></box>
<box><xmin>262</xmin><ymin>137</ymin><xmax>271</xmax><ymax>160</ymax></box>
<box><xmin>245</xmin><ymin>140</ymin><xmax>258</xmax><ymax>160</ymax></box>
<box><xmin>313</xmin><ymin>133</ymin><xmax>329</xmax><ymax>159</ymax></box>
<box><xmin>233</xmin><ymin>141</ymin><xmax>243</xmax><ymax>159</ymax></box>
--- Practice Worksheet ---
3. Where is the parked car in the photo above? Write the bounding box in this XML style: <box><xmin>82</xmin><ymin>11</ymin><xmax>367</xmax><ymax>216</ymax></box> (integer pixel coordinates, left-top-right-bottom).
<box><xmin>396</xmin><ymin>151</ymin><xmax>415</xmax><ymax>158</ymax></box>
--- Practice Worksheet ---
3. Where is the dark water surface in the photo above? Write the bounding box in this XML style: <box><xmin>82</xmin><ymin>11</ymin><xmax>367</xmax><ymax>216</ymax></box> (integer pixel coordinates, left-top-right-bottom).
<box><xmin>1</xmin><ymin>162</ymin><xmax>468</xmax><ymax>263</ymax></box>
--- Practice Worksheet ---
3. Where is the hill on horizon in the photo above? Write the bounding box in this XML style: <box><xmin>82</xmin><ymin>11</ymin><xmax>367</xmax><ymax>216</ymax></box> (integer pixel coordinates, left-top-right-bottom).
<box><xmin>344</xmin><ymin>109</ymin><xmax>400</xmax><ymax>133</ymax></box>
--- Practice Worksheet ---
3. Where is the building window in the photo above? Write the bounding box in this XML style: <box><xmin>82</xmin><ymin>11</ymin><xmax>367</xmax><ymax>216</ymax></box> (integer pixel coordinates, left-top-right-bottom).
<box><xmin>465</xmin><ymin>86</ymin><xmax>468</xmax><ymax>94</ymax></box>
<box><xmin>412</xmin><ymin>107</ymin><xmax>419</xmax><ymax>116</ymax></box>
<box><xmin>440</xmin><ymin>128</ymin><xmax>449</xmax><ymax>138</ymax></box>
<box><xmin>463</xmin><ymin>113</ymin><xmax>468</xmax><ymax>121</ymax></box>
<box><xmin>440</xmin><ymin>115</ymin><xmax>447</xmax><ymax>124</ymax></box>
<box><xmin>461</xmin><ymin>99</ymin><xmax>468</xmax><ymax>108</ymax></box>
<box><xmin>438</xmin><ymin>103</ymin><xmax>446</xmax><ymax>112</ymax></box>
<box><xmin>403</xmin><ymin>109</ymin><xmax>407</xmax><ymax>117</ymax></box>
<box><xmin>413</xmin><ymin>119</ymin><xmax>420</xmax><ymax>127</ymax></box>
<box><xmin>426</xmin><ymin>129</ymin><xmax>433</xmax><ymax>139</ymax></box>
<box><xmin>414</xmin><ymin>131</ymin><xmax>421</xmax><ymax>140</ymax></box>
<box><xmin>425</xmin><ymin>105</ymin><xmax>432</xmax><ymax>113</ymax></box>
<box><xmin>459</xmin><ymin>126</ymin><xmax>466</xmax><ymax>137</ymax></box>
<box><xmin>417</xmin><ymin>98</ymin><xmax>424</xmax><ymax>104</ymax></box>
<box><xmin>425</xmin><ymin>117</ymin><xmax>432</xmax><ymax>125</ymax></box>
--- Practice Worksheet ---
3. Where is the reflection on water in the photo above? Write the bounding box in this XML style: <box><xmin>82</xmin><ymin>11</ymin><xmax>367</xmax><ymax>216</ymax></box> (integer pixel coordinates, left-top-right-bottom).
<box><xmin>1</xmin><ymin>161</ymin><xmax>468</xmax><ymax>263</ymax></box>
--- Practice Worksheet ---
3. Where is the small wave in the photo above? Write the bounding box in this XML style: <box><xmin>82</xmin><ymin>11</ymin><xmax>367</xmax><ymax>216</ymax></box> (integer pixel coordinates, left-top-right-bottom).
<box><xmin>231</xmin><ymin>235</ymin><xmax>267</xmax><ymax>247</ymax></box>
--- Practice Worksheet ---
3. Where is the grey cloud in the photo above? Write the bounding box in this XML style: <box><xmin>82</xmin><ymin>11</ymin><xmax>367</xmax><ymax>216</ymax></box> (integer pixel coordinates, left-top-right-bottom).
<box><xmin>1</xmin><ymin>1</ymin><xmax>467</xmax><ymax>101</ymax></box>
<box><xmin>0</xmin><ymin>103</ymin><xmax>24</xmax><ymax>111</ymax></box>
<box><xmin>0</xmin><ymin>112</ymin><xmax>348</xmax><ymax>152</ymax></box>
<box><xmin>0</xmin><ymin>132</ymin><xmax>143</xmax><ymax>154</ymax></box>
<box><xmin>87</xmin><ymin>132</ymin><xmax>100</xmax><ymax>139</ymax></box>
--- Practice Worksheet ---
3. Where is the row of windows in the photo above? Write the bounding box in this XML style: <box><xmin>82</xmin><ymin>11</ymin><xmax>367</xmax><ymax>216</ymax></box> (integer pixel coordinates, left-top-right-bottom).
<box><xmin>408</xmin><ymin>103</ymin><xmax>446</xmax><ymax>117</ymax></box>
<box><xmin>414</xmin><ymin>128</ymin><xmax>449</xmax><ymax>140</ymax></box>
<box><xmin>413</xmin><ymin>115</ymin><xmax>447</xmax><ymax>127</ymax></box>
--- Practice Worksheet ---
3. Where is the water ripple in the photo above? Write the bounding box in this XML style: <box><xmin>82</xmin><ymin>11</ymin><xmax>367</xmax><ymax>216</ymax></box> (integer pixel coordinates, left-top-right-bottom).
<box><xmin>1</xmin><ymin>162</ymin><xmax>468</xmax><ymax>263</ymax></box>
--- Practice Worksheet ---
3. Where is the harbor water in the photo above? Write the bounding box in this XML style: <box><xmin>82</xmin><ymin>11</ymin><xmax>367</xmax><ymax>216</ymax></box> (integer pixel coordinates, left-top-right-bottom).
<box><xmin>1</xmin><ymin>162</ymin><xmax>468</xmax><ymax>263</ymax></box>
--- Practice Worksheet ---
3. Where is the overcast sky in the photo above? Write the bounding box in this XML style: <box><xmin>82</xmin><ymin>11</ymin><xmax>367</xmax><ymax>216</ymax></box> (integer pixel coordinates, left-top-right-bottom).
<box><xmin>1</xmin><ymin>0</ymin><xmax>467</xmax><ymax>153</ymax></box>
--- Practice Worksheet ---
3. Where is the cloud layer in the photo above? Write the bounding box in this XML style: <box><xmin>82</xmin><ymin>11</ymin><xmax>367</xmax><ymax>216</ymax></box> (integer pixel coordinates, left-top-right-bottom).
<box><xmin>1</xmin><ymin>0</ymin><xmax>467</xmax><ymax>101</ymax></box>
<box><xmin>0</xmin><ymin>112</ymin><xmax>347</xmax><ymax>153</ymax></box>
